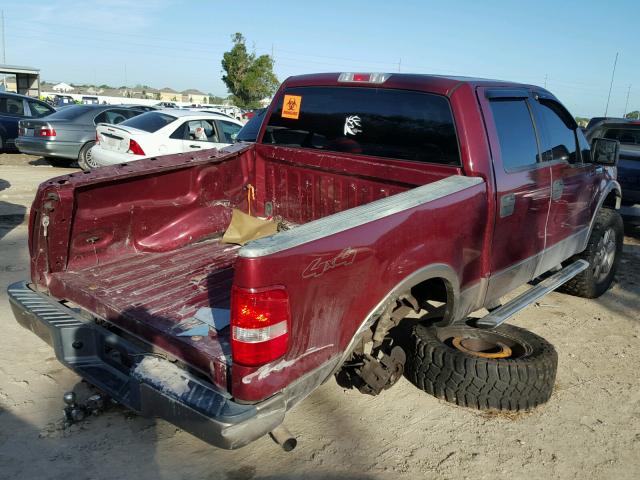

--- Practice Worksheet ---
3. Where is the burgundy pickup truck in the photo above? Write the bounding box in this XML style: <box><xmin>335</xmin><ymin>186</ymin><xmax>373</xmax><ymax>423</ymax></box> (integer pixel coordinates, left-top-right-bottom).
<box><xmin>9</xmin><ymin>73</ymin><xmax>623</xmax><ymax>450</ymax></box>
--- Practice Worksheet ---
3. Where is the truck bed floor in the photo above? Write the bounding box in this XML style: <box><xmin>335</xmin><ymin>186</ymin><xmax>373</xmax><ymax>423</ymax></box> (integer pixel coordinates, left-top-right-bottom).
<box><xmin>51</xmin><ymin>237</ymin><xmax>241</xmax><ymax>379</ymax></box>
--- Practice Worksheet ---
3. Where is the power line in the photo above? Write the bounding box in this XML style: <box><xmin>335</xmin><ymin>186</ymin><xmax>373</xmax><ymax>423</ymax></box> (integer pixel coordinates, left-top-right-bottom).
<box><xmin>604</xmin><ymin>52</ymin><xmax>618</xmax><ymax>116</ymax></box>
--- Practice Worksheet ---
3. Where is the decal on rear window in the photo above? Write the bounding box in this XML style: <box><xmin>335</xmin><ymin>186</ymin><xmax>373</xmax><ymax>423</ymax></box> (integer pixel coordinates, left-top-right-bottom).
<box><xmin>344</xmin><ymin>115</ymin><xmax>362</xmax><ymax>136</ymax></box>
<box><xmin>282</xmin><ymin>94</ymin><xmax>302</xmax><ymax>119</ymax></box>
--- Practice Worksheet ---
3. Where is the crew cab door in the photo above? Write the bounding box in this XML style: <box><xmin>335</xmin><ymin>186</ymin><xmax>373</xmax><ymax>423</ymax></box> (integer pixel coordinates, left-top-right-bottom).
<box><xmin>478</xmin><ymin>88</ymin><xmax>552</xmax><ymax>304</ymax></box>
<box><xmin>529</xmin><ymin>96</ymin><xmax>599</xmax><ymax>274</ymax></box>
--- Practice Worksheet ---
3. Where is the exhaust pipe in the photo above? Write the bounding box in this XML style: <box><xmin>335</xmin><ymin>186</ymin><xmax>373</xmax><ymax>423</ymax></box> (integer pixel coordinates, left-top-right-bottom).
<box><xmin>269</xmin><ymin>425</ymin><xmax>297</xmax><ymax>451</ymax></box>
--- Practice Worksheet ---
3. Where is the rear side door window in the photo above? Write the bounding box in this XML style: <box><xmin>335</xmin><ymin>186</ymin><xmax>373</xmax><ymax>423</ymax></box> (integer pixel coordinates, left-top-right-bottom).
<box><xmin>217</xmin><ymin>120</ymin><xmax>241</xmax><ymax>143</ymax></box>
<box><xmin>532</xmin><ymin>99</ymin><xmax>579</xmax><ymax>163</ymax></box>
<box><xmin>0</xmin><ymin>97</ymin><xmax>26</xmax><ymax>116</ymax></box>
<box><xmin>184</xmin><ymin>120</ymin><xmax>220</xmax><ymax>142</ymax></box>
<box><xmin>488</xmin><ymin>99</ymin><xmax>540</xmax><ymax>171</ymax></box>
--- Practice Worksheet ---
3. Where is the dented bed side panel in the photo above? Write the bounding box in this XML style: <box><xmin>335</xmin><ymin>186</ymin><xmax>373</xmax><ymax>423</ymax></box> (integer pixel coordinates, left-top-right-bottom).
<box><xmin>231</xmin><ymin>179</ymin><xmax>487</xmax><ymax>402</ymax></box>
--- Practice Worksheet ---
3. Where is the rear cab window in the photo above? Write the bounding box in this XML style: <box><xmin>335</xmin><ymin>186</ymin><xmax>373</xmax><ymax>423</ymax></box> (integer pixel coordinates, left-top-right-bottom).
<box><xmin>603</xmin><ymin>127</ymin><xmax>640</xmax><ymax>145</ymax></box>
<box><xmin>120</xmin><ymin>112</ymin><xmax>176</xmax><ymax>133</ymax></box>
<box><xmin>262</xmin><ymin>86</ymin><xmax>460</xmax><ymax>166</ymax></box>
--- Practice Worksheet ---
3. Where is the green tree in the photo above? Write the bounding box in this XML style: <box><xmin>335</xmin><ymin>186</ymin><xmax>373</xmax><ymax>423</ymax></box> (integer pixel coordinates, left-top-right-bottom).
<box><xmin>221</xmin><ymin>33</ymin><xmax>278</xmax><ymax>108</ymax></box>
<box><xmin>625</xmin><ymin>110</ymin><xmax>640</xmax><ymax>120</ymax></box>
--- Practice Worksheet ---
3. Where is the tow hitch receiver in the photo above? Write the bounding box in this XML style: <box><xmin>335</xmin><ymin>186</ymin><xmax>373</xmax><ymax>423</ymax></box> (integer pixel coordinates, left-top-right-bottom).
<box><xmin>475</xmin><ymin>259</ymin><xmax>589</xmax><ymax>328</ymax></box>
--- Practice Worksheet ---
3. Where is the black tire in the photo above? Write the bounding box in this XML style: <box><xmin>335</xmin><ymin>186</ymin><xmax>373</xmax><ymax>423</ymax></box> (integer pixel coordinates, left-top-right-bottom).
<box><xmin>560</xmin><ymin>208</ymin><xmax>623</xmax><ymax>298</ymax></box>
<box><xmin>77</xmin><ymin>141</ymin><xmax>96</xmax><ymax>171</ymax></box>
<box><xmin>406</xmin><ymin>323</ymin><xmax>557</xmax><ymax>411</ymax></box>
<box><xmin>45</xmin><ymin>157</ymin><xmax>72</xmax><ymax>167</ymax></box>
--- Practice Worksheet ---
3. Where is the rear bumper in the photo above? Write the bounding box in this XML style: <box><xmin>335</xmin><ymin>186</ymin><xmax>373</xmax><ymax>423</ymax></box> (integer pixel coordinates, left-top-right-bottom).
<box><xmin>7</xmin><ymin>281</ymin><xmax>287</xmax><ymax>449</ymax></box>
<box><xmin>15</xmin><ymin>137</ymin><xmax>83</xmax><ymax>159</ymax></box>
<box><xmin>91</xmin><ymin>145</ymin><xmax>145</xmax><ymax>167</ymax></box>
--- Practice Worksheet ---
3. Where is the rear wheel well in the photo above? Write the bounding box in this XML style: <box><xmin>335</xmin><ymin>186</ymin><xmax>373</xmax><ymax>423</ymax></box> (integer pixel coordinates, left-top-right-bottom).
<box><xmin>410</xmin><ymin>276</ymin><xmax>455</xmax><ymax>324</ymax></box>
<box><xmin>603</xmin><ymin>190</ymin><xmax>620</xmax><ymax>209</ymax></box>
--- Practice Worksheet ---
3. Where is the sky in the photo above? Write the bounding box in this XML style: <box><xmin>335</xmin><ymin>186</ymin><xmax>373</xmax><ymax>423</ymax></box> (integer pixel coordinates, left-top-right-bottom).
<box><xmin>2</xmin><ymin>0</ymin><xmax>639</xmax><ymax>117</ymax></box>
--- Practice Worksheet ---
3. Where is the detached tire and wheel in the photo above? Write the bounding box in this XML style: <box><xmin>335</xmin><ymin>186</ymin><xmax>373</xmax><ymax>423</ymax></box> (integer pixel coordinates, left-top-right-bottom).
<box><xmin>406</xmin><ymin>323</ymin><xmax>557</xmax><ymax>411</ymax></box>
<box><xmin>560</xmin><ymin>208</ymin><xmax>623</xmax><ymax>298</ymax></box>
<box><xmin>77</xmin><ymin>141</ymin><xmax>97</xmax><ymax>171</ymax></box>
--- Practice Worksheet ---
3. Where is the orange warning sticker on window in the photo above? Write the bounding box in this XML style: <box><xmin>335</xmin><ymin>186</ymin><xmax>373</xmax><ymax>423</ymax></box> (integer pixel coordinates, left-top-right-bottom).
<box><xmin>282</xmin><ymin>94</ymin><xmax>302</xmax><ymax>119</ymax></box>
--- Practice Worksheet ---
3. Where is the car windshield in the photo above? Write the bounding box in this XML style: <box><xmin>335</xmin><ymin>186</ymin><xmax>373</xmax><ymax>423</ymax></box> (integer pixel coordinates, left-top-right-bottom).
<box><xmin>120</xmin><ymin>112</ymin><xmax>177</xmax><ymax>133</ymax></box>
<box><xmin>47</xmin><ymin>105</ymin><xmax>94</xmax><ymax>120</ymax></box>
<box><xmin>604</xmin><ymin>127</ymin><xmax>640</xmax><ymax>146</ymax></box>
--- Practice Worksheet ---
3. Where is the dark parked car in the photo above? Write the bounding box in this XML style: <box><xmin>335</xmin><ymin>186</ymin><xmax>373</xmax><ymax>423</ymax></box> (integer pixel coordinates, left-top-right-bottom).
<box><xmin>0</xmin><ymin>92</ymin><xmax>55</xmax><ymax>151</ymax></box>
<box><xmin>235</xmin><ymin>108</ymin><xmax>265</xmax><ymax>143</ymax></box>
<box><xmin>16</xmin><ymin>104</ymin><xmax>144</xmax><ymax>169</ymax></box>
<box><xmin>53</xmin><ymin>95</ymin><xmax>75</xmax><ymax>108</ymax></box>
<box><xmin>586</xmin><ymin>118</ymin><xmax>640</xmax><ymax>224</ymax></box>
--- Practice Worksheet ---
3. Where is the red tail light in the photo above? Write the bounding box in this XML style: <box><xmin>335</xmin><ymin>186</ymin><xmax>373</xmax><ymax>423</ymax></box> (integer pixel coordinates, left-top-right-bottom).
<box><xmin>39</xmin><ymin>127</ymin><xmax>57</xmax><ymax>137</ymax></box>
<box><xmin>231</xmin><ymin>286</ymin><xmax>290</xmax><ymax>366</ymax></box>
<box><xmin>95</xmin><ymin>131</ymin><xmax>100</xmax><ymax>144</ymax></box>
<box><xmin>127</xmin><ymin>139</ymin><xmax>145</xmax><ymax>155</ymax></box>
<box><xmin>18</xmin><ymin>127</ymin><xmax>25</xmax><ymax>136</ymax></box>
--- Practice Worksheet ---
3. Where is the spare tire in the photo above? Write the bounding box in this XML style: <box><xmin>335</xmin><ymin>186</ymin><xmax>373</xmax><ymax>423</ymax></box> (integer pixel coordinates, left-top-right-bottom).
<box><xmin>406</xmin><ymin>323</ymin><xmax>557</xmax><ymax>411</ymax></box>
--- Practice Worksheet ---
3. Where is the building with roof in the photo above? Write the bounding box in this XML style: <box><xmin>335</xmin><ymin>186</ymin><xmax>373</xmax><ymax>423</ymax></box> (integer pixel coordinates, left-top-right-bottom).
<box><xmin>181</xmin><ymin>88</ymin><xmax>208</xmax><ymax>104</ymax></box>
<box><xmin>0</xmin><ymin>64</ymin><xmax>40</xmax><ymax>96</ymax></box>
<box><xmin>52</xmin><ymin>82</ymin><xmax>74</xmax><ymax>93</ymax></box>
<box><xmin>159</xmin><ymin>87</ymin><xmax>179</xmax><ymax>102</ymax></box>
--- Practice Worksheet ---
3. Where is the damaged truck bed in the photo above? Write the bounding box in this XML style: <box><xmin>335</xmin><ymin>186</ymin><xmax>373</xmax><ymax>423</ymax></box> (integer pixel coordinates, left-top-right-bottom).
<box><xmin>10</xmin><ymin>72</ymin><xmax>622</xmax><ymax>449</ymax></box>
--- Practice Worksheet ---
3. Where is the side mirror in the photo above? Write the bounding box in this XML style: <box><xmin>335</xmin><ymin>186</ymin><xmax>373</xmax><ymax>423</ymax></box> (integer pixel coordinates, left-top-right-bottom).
<box><xmin>591</xmin><ymin>137</ymin><xmax>619</xmax><ymax>166</ymax></box>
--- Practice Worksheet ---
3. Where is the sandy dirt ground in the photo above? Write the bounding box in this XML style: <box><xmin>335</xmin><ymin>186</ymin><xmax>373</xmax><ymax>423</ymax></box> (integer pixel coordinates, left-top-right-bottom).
<box><xmin>0</xmin><ymin>155</ymin><xmax>639</xmax><ymax>480</ymax></box>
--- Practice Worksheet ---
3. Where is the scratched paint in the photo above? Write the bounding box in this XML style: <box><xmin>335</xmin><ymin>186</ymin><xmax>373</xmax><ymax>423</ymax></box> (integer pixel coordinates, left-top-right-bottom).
<box><xmin>241</xmin><ymin>345</ymin><xmax>334</xmax><ymax>384</ymax></box>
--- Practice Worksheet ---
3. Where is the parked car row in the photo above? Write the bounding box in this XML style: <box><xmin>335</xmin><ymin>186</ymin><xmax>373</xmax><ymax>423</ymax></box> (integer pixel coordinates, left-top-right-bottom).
<box><xmin>17</xmin><ymin>104</ymin><xmax>146</xmax><ymax>169</ymax></box>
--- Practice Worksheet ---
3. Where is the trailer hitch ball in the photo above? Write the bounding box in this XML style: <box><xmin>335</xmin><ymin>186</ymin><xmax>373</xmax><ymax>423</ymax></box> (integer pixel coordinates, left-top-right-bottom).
<box><xmin>63</xmin><ymin>391</ymin><xmax>86</xmax><ymax>423</ymax></box>
<box><xmin>269</xmin><ymin>425</ymin><xmax>297</xmax><ymax>452</ymax></box>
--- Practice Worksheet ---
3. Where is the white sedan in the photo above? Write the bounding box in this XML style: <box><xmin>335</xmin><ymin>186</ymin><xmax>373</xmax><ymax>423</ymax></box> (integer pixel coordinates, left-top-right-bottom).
<box><xmin>90</xmin><ymin>109</ymin><xmax>243</xmax><ymax>168</ymax></box>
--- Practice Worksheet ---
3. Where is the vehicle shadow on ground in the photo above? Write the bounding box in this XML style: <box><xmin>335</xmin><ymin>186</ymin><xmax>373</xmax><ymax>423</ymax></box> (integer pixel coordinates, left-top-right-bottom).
<box><xmin>589</xmin><ymin>239</ymin><xmax>639</xmax><ymax>321</ymax></box>
<box><xmin>28</xmin><ymin>157</ymin><xmax>78</xmax><ymax>168</ymax></box>
<box><xmin>28</xmin><ymin>157</ymin><xmax>51</xmax><ymax>166</ymax></box>
<box><xmin>78</xmin><ymin>301</ymin><xmax>380</xmax><ymax>479</ymax></box>
<box><xmin>0</xmin><ymin>179</ymin><xmax>26</xmax><ymax>240</ymax></box>
<box><xmin>0</xmin><ymin>400</ymin><xmax>167</xmax><ymax>480</ymax></box>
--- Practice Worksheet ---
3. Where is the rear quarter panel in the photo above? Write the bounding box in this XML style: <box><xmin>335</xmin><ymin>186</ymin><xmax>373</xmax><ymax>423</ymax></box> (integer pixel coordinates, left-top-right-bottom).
<box><xmin>231</xmin><ymin>179</ymin><xmax>487</xmax><ymax>402</ymax></box>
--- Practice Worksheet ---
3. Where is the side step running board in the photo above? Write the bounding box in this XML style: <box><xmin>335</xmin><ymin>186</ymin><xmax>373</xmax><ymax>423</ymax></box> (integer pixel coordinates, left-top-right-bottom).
<box><xmin>475</xmin><ymin>259</ymin><xmax>589</xmax><ymax>328</ymax></box>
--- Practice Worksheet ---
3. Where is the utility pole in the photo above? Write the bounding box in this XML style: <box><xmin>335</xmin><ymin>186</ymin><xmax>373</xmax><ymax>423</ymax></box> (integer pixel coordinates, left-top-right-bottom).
<box><xmin>623</xmin><ymin>84</ymin><xmax>632</xmax><ymax>118</ymax></box>
<box><xmin>1</xmin><ymin>10</ymin><xmax>5</xmax><ymax>64</ymax></box>
<box><xmin>544</xmin><ymin>74</ymin><xmax>548</xmax><ymax>89</ymax></box>
<box><xmin>1</xmin><ymin>10</ymin><xmax>6</xmax><ymax>90</ymax></box>
<box><xmin>398</xmin><ymin>58</ymin><xmax>401</xmax><ymax>73</ymax></box>
<box><xmin>604</xmin><ymin>52</ymin><xmax>618</xmax><ymax>117</ymax></box>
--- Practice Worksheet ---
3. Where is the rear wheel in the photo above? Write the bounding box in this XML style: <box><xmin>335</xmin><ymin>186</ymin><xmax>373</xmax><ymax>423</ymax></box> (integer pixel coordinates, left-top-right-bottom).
<box><xmin>77</xmin><ymin>141</ymin><xmax>97</xmax><ymax>171</ymax></box>
<box><xmin>406</xmin><ymin>323</ymin><xmax>557</xmax><ymax>411</ymax></box>
<box><xmin>560</xmin><ymin>208</ymin><xmax>623</xmax><ymax>298</ymax></box>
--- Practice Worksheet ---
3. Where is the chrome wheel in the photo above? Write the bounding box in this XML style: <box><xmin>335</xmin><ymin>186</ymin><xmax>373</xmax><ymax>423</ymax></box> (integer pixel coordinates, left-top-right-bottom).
<box><xmin>84</xmin><ymin>146</ymin><xmax>98</xmax><ymax>169</ymax></box>
<box><xmin>593</xmin><ymin>227</ymin><xmax>616</xmax><ymax>283</ymax></box>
